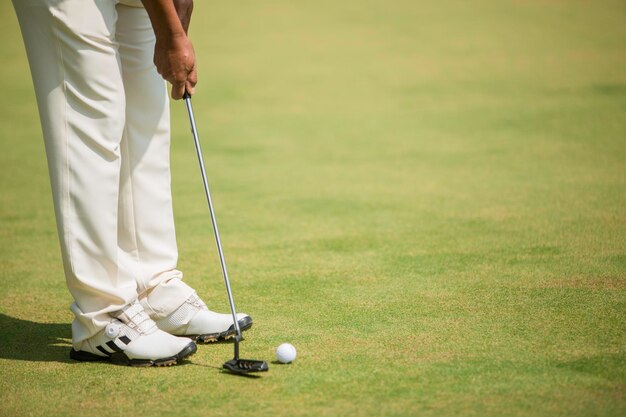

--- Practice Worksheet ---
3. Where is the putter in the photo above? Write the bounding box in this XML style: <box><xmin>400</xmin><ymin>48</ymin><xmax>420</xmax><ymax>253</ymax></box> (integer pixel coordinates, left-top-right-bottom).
<box><xmin>183</xmin><ymin>91</ymin><xmax>269</xmax><ymax>375</ymax></box>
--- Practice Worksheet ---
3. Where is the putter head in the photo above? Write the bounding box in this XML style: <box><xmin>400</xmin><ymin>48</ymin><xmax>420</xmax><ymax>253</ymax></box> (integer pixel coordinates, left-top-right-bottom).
<box><xmin>222</xmin><ymin>337</ymin><xmax>268</xmax><ymax>374</ymax></box>
<box><xmin>223</xmin><ymin>358</ymin><xmax>269</xmax><ymax>374</ymax></box>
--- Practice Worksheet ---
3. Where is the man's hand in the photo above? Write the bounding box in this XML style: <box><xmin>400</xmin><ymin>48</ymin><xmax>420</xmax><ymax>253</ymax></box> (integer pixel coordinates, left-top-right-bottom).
<box><xmin>153</xmin><ymin>33</ymin><xmax>197</xmax><ymax>99</ymax></box>
<box><xmin>142</xmin><ymin>0</ymin><xmax>197</xmax><ymax>100</ymax></box>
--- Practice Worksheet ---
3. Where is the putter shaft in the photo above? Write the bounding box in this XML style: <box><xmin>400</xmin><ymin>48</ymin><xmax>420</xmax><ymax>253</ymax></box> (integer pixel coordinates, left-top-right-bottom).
<box><xmin>183</xmin><ymin>94</ymin><xmax>242</xmax><ymax>340</ymax></box>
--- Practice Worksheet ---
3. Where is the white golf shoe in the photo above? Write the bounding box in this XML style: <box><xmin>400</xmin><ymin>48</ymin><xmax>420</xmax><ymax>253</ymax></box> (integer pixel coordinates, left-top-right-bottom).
<box><xmin>153</xmin><ymin>293</ymin><xmax>253</xmax><ymax>343</ymax></box>
<box><xmin>70</xmin><ymin>301</ymin><xmax>197</xmax><ymax>367</ymax></box>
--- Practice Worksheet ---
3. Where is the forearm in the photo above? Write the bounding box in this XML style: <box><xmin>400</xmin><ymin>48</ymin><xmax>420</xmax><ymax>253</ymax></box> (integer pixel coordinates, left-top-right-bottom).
<box><xmin>141</xmin><ymin>0</ymin><xmax>186</xmax><ymax>40</ymax></box>
<box><xmin>173</xmin><ymin>0</ymin><xmax>193</xmax><ymax>34</ymax></box>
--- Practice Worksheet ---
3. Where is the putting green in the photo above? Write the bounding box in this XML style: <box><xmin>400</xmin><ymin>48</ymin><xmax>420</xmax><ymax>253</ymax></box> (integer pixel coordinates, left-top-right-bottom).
<box><xmin>1</xmin><ymin>1</ymin><xmax>624</xmax><ymax>416</ymax></box>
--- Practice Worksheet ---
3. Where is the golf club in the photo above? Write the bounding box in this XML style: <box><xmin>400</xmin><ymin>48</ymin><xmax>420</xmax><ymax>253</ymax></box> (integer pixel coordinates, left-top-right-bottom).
<box><xmin>183</xmin><ymin>91</ymin><xmax>269</xmax><ymax>375</ymax></box>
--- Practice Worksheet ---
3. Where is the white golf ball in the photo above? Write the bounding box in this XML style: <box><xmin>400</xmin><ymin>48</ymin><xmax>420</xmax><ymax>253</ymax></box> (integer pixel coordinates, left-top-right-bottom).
<box><xmin>276</xmin><ymin>343</ymin><xmax>297</xmax><ymax>363</ymax></box>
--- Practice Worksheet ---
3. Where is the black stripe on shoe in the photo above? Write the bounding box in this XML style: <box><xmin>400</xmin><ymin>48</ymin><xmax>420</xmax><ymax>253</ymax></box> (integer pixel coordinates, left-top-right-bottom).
<box><xmin>106</xmin><ymin>341</ymin><xmax>123</xmax><ymax>353</ymax></box>
<box><xmin>119</xmin><ymin>335</ymin><xmax>131</xmax><ymax>345</ymax></box>
<box><xmin>96</xmin><ymin>345</ymin><xmax>112</xmax><ymax>356</ymax></box>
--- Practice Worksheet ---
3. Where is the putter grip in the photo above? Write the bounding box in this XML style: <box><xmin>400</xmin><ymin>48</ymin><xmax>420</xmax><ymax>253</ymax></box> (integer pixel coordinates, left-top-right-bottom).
<box><xmin>183</xmin><ymin>90</ymin><xmax>191</xmax><ymax>99</ymax></box>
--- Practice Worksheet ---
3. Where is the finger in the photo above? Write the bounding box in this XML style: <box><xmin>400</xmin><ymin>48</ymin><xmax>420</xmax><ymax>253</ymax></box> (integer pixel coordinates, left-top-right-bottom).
<box><xmin>171</xmin><ymin>80</ymin><xmax>185</xmax><ymax>100</ymax></box>
<box><xmin>188</xmin><ymin>64</ymin><xmax>197</xmax><ymax>86</ymax></box>
<box><xmin>185</xmin><ymin>81</ymin><xmax>195</xmax><ymax>96</ymax></box>
<box><xmin>186</xmin><ymin>67</ymin><xmax>197</xmax><ymax>95</ymax></box>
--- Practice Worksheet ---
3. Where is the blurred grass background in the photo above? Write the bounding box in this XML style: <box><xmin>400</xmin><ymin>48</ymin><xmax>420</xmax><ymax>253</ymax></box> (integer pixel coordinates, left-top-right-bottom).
<box><xmin>1</xmin><ymin>0</ymin><xmax>625</xmax><ymax>416</ymax></box>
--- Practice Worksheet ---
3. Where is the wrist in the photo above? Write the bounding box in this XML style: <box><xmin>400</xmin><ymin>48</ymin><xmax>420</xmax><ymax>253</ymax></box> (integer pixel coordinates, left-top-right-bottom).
<box><xmin>153</xmin><ymin>22</ymin><xmax>186</xmax><ymax>41</ymax></box>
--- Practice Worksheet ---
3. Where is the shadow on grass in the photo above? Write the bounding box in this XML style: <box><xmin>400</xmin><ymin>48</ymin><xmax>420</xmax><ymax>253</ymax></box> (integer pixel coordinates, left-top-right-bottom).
<box><xmin>0</xmin><ymin>313</ymin><xmax>73</xmax><ymax>363</ymax></box>
<box><xmin>190</xmin><ymin>361</ymin><xmax>266</xmax><ymax>378</ymax></box>
<box><xmin>219</xmin><ymin>371</ymin><xmax>263</xmax><ymax>379</ymax></box>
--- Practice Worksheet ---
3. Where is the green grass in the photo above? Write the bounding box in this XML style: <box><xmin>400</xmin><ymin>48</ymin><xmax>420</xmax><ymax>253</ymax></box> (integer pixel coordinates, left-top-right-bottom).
<box><xmin>1</xmin><ymin>0</ymin><xmax>625</xmax><ymax>416</ymax></box>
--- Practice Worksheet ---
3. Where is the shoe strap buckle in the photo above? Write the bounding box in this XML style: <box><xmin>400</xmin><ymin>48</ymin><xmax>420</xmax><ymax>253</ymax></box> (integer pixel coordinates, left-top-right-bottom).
<box><xmin>105</xmin><ymin>322</ymin><xmax>121</xmax><ymax>339</ymax></box>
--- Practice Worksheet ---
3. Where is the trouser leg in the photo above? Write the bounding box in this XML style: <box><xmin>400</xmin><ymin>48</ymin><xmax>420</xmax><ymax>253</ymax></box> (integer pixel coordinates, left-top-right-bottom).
<box><xmin>13</xmin><ymin>0</ymin><xmax>138</xmax><ymax>344</ymax></box>
<box><xmin>115</xmin><ymin>3</ymin><xmax>194</xmax><ymax>319</ymax></box>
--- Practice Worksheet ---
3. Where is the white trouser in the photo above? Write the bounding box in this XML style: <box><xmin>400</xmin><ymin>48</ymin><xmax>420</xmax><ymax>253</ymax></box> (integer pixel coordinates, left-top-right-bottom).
<box><xmin>13</xmin><ymin>0</ymin><xmax>194</xmax><ymax>344</ymax></box>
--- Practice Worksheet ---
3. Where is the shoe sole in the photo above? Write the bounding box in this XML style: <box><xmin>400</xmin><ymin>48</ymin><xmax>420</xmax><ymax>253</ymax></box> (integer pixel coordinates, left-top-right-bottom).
<box><xmin>193</xmin><ymin>316</ymin><xmax>253</xmax><ymax>344</ymax></box>
<box><xmin>70</xmin><ymin>341</ymin><xmax>197</xmax><ymax>367</ymax></box>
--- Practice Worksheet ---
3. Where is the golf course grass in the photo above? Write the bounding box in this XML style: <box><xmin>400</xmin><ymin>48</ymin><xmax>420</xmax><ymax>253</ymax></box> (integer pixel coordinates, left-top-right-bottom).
<box><xmin>1</xmin><ymin>0</ymin><xmax>625</xmax><ymax>415</ymax></box>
